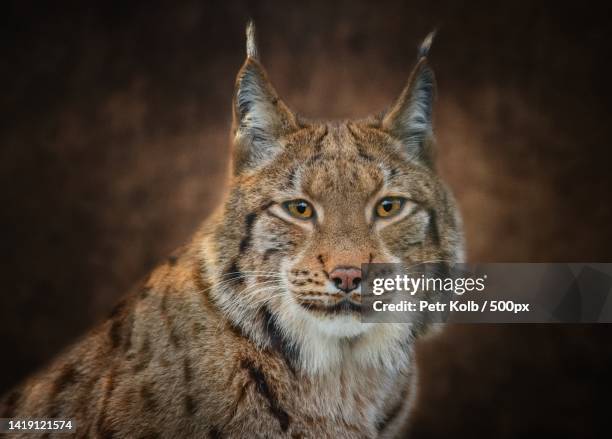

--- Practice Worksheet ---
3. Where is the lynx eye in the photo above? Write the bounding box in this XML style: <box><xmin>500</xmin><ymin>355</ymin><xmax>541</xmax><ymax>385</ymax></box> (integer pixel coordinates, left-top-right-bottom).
<box><xmin>375</xmin><ymin>196</ymin><xmax>405</xmax><ymax>219</ymax></box>
<box><xmin>283</xmin><ymin>199</ymin><xmax>314</xmax><ymax>220</ymax></box>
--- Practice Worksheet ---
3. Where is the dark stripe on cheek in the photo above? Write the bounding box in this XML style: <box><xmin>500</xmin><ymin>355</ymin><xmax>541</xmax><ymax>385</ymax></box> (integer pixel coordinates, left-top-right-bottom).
<box><xmin>428</xmin><ymin>209</ymin><xmax>440</xmax><ymax>245</ymax></box>
<box><xmin>240</xmin><ymin>358</ymin><xmax>290</xmax><ymax>432</ymax></box>
<box><xmin>225</xmin><ymin>260</ymin><xmax>244</xmax><ymax>286</ymax></box>
<box><xmin>262</xmin><ymin>307</ymin><xmax>299</xmax><ymax>374</ymax></box>
<box><xmin>239</xmin><ymin>212</ymin><xmax>258</xmax><ymax>252</ymax></box>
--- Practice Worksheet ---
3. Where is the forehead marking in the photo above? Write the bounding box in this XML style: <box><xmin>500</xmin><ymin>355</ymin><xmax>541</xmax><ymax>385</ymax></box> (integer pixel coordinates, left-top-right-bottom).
<box><xmin>282</xmin><ymin>124</ymin><xmax>396</xmax><ymax>193</ymax></box>
<box><xmin>346</xmin><ymin>123</ymin><xmax>376</xmax><ymax>162</ymax></box>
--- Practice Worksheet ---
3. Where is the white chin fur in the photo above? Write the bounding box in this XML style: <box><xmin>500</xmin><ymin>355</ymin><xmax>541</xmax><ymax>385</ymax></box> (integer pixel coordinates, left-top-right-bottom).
<box><xmin>273</xmin><ymin>295</ymin><xmax>413</xmax><ymax>375</ymax></box>
<box><xmin>283</xmin><ymin>293</ymin><xmax>374</xmax><ymax>339</ymax></box>
<box><xmin>309</xmin><ymin>312</ymin><xmax>373</xmax><ymax>338</ymax></box>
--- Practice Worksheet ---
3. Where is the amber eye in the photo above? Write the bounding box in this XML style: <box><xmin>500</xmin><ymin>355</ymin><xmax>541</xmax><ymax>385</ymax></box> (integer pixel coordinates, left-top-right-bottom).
<box><xmin>375</xmin><ymin>197</ymin><xmax>405</xmax><ymax>218</ymax></box>
<box><xmin>283</xmin><ymin>199</ymin><xmax>315</xmax><ymax>220</ymax></box>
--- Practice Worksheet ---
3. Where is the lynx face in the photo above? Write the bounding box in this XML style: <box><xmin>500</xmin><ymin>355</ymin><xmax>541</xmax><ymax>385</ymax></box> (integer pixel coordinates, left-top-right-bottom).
<box><xmin>209</xmin><ymin>26</ymin><xmax>463</xmax><ymax>362</ymax></box>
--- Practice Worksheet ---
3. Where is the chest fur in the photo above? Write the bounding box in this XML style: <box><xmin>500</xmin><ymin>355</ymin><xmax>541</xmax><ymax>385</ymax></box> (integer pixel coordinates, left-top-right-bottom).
<box><xmin>213</xmin><ymin>344</ymin><xmax>409</xmax><ymax>438</ymax></box>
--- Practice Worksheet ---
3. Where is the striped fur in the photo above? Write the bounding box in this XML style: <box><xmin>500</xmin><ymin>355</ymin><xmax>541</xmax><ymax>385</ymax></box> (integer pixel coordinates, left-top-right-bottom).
<box><xmin>0</xmin><ymin>25</ymin><xmax>463</xmax><ymax>438</ymax></box>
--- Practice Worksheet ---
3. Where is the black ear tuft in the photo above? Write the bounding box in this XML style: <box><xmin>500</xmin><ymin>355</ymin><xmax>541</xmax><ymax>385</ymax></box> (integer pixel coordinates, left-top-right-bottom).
<box><xmin>246</xmin><ymin>20</ymin><xmax>258</xmax><ymax>60</ymax></box>
<box><xmin>417</xmin><ymin>30</ymin><xmax>436</xmax><ymax>59</ymax></box>
<box><xmin>231</xmin><ymin>23</ymin><xmax>298</xmax><ymax>174</ymax></box>
<box><xmin>382</xmin><ymin>36</ymin><xmax>437</xmax><ymax>164</ymax></box>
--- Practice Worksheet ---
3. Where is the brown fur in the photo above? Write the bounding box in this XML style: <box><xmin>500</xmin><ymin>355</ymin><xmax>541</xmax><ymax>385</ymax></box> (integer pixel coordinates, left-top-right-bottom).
<box><xmin>1</xmin><ymin>25</ymin><xmax>463</xmax><ymax>438</ymax></box>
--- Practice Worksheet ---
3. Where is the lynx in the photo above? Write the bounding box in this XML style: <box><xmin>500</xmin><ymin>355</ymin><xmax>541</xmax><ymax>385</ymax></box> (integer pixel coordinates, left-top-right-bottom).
<box><xmin>1</xmin><ymin>23</ymin><xmax>463</xmax><ymax>438</ymax></box>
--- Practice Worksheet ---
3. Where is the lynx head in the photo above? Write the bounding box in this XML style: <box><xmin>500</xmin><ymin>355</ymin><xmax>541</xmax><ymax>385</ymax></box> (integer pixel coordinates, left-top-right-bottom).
<box><xmin>208</xmin><ymin>23</ymin><xmax>463</xmax><ymax>372</ymax></box>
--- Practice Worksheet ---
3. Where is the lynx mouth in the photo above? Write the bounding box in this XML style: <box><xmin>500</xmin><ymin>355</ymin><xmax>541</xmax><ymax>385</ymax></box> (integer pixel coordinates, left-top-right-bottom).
<box><xmin>299</xmin><ymin>297</ymin><xmax>362</xmax><ymax>315</ymax></box>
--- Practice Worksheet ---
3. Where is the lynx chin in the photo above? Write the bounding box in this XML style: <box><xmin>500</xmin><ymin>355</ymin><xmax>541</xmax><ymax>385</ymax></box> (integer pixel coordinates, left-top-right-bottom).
<box><xmin>1</xmin><ymin>22</ymin><xmax>464</xmax><ymax>438</ymax></box>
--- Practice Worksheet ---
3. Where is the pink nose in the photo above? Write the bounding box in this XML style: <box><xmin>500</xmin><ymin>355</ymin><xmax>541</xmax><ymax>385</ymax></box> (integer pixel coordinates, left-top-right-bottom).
<box><xmin>329</xmin><ymin>266</ymin><xmax>362</xmax><ymax>293</ymax></box>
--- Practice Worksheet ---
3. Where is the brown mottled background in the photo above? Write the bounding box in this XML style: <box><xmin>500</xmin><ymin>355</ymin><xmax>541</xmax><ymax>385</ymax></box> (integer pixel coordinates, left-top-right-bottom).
<box><xmin>2</xmin><ymin>1</ymin><xmax>612</xmax><ymax>437</ymax></box>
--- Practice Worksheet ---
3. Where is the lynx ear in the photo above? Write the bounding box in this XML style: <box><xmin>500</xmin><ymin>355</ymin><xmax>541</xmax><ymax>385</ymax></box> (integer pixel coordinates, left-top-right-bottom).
<box><xmin>382</xmin><ymin>32</ymin><xmax>436</xmax><ymax>165</ymax></box>
<box><xmin>232</xmin><ymin>21</ymin><xmax>299</xmax><ymax>174</ymax></box>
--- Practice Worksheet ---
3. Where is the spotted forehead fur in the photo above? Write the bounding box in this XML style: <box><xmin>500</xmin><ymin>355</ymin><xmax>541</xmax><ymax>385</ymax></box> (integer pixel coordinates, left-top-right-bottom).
<box><xmin>238</xmin><ymin>121</ymin><xmax>439</xmax><ymax>208</ymax></box>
